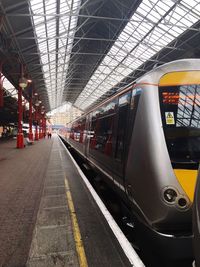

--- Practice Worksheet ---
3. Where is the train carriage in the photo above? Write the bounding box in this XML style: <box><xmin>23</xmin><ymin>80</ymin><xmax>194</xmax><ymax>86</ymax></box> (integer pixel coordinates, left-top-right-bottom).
<box><xmin>61</xmin><ymin>59</ymin><xmax>200</xmax><ymax>264</ymax></box>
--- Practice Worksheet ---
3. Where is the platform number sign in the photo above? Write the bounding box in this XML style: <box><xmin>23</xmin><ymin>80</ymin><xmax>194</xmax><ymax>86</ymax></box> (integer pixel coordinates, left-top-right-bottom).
<box><xmin>165</xmin><ymin>112</ymin><xmax>175</xmax><ymax>125</ymax></box>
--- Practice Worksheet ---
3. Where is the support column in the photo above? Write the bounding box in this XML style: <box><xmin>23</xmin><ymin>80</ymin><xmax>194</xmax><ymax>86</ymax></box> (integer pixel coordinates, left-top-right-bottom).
<box><xmin>35</xmin><ymin>125</ymin><xmax>39</xmax><ymax>140</ymax></box>
<box><xmin>44</xmin><ymin>116</ymin><xmax>47</xmax><ymax>138</ymax></box>
<box><xmin>39</xmin><ymin>112</ymin><xmax>43</xmax><ymax>139</ymax></box>
<box><xmin>39</xmin><ymin>116</ymin><xmax>42</xmax><ymax>139</ymax></box>
<box><xmin>35</xmin><ymin>110</ymin><xmax>39</xmax><ymax>141</ymax></box>
<box><xmin>17</xmin><ymin>86</ymin><xmax>24</xmax><ymax>148</ymax></box>
<box><xmin>41</xmin><ymin>115</ymin><xmax>44</xmax><ymax>138</ymax></box>
<box><xmin>34</xmin><ymin>108</ymin><xmax>39</xmax><ymax>140</ymax></box>
<box><xmin>28</xmin><ymin>97</ymin><xmax>33</xmax><ymax>141</ymax></box>
<box><xmin>42</xmin><ymin>115</ymin><xmax>46</xmax><ymax>138</ymax></box>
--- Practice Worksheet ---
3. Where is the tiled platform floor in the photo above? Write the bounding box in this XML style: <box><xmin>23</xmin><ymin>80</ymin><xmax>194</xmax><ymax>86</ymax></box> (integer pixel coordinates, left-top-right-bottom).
<box><xmin>0</xmin><ymin>137</ymin><xmax>53</xmax><ymax>267</ymax></box>
<box><xmin>0</xmin><ymin>136</ymin><xmax>134</xmax><ymax>267</ymax></box>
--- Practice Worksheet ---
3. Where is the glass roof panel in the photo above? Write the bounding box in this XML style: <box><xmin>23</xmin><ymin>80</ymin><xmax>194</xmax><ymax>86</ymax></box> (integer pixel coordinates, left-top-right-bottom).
<box><xmin>29</xmin><ymin>0</ymin><xmax>81</xmax><ymax>109</ymax></box>
<box><xmin>75</xmin><ymin>0</ymin><xmax>200</xmax><ymax>110</ymax></box>
<box><xmin>27</xmin><ymin>0</ymin><xmax>200</xmax><ymax>111</ymax></box>
<box><xmin>3</xmin><ymin>78</ymin><xmax>18</xmax><ymax>99</ymax></box>
<box><xmin>34</xmin><ymin>16</ymin><xmax>44</xmax><ymax>25</ymax></box>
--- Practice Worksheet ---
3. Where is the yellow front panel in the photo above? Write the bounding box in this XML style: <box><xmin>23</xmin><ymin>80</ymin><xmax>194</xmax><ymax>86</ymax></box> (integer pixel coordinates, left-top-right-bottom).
<box><xmin>159</xmin><ymin>71</ymin><xmax>200</xmax><ymax>86</ymax></box>
<box><xmin>174</xmin><ymin>169</ymin><xmax>198</xmax><ymax>202</ymax></box>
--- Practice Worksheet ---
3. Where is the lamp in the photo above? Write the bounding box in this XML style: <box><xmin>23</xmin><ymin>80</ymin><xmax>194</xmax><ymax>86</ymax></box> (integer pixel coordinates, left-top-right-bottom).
<box><xmin>19</xmin><ymin>77</ymin><xmax>28</xmax><ymax>88</ymax></box>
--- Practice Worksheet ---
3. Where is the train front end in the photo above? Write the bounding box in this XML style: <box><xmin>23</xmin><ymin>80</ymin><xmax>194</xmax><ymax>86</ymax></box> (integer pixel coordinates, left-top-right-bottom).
<box><xmin>125</xmin><ymin>60</ymin><xmax>200</xmax><ymax>263</ymax></box>
<box><xmin>158</xmin><ymin>70</ymin><xmax>200</xmax><ymax>211</ymax></box>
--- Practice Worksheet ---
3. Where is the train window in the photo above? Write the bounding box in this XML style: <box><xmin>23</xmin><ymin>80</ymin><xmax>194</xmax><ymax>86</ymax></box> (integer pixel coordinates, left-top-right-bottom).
<box><xmin>79</xmin><ymin>119</ymin><xmax>86</xmax><ymax>143</ymax></box>
<box><xmin>159</xmin><ymin>84</ymin><xmax>200</xmax><ymax>169</ymax></box>
<box><xmin>74</xmin><ymin>123</ymin><xmax>80</xmax><ymax>142</ymax></box>
<box><xmin>90</xmin><ymin>100</ymin><xmax>116</xmax><ymax>157</ymax></box>
<box><xmin>95</xmin><ymin>115</ymin><xmax>114</xmax><ymax>156</ymax></box>
<box><xmin>131</xmin><ymin>88</ymin><xmax>142</xmax><ymax>109</ymax></box>
<box><xmin>90</xmin><ymin>113</ymin><xmax>98</xmax><ymax>149</ymax></box>
<box><xmin>70</xmin><ymin>128</ymin><xmax>74</xmax><ymax>139</ymax></box>
<box><xmin>71</xmin><ymin>119</ymin><xmax>86</xmax><ymax>143</ymax></box>
<box><xmin>70</xmin><ymin>122</ymin><xmax>76</xmax><ymax>140</ymax></box>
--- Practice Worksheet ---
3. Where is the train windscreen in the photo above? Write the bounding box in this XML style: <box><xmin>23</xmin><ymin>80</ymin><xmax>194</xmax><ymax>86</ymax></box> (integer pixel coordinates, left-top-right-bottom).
<box><xmin>159</xmin><ymin>84</ymin><xmax>200</xmax><ymax>169</ymax></box>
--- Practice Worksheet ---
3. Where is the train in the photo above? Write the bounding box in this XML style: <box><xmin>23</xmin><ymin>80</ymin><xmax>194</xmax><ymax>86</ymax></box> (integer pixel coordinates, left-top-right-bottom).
<box><xmin>60</xmin><ymin>59</ymin><xmax>200</xmax><ymax>265</ymax></box>
<box><xmin>193</xmin><ymin>166</ymin><xmax>200</xmax><ymax>267</ymax></box>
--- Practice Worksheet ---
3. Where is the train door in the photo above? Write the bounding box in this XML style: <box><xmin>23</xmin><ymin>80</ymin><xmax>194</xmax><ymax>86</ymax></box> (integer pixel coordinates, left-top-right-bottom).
<box><xmin>87</xmin><ymin>100</ymin><xmax>117</xmax><ymax>172</ymax></box>
<box><xmin>84</xmin><ymin>114</ymin><xmax>91</xmax><ymax>157</ymax></box>
<box><xmin>114</xmin><ymin>92</ymin><xmax>131</xmax><ymax>179</ymax></box>
<box><xmin>114</xmin><ymin>88</ymin><xmax>142</xmax><ymax>182</ymax></box>
<box><xmin>124</xmin><ymin>87</ymin><xmax>142</xmax><ymax>198</ymax></box>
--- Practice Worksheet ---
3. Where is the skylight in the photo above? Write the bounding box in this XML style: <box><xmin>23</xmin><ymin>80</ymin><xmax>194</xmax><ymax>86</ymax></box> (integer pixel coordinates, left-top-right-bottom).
<box><xmin>75</xmin><ymin>0</ymin><xmax>200</xmax><ymax>110</ymax></box>
<box><xmin>3</xmin><ymin>78</ymin><xmax>18</xmax><ymax>99</ymax></box>
<box><xmin>29</xmin><ymin>0</ymin><xmax>81</xmax><ymax>110</ymax></box>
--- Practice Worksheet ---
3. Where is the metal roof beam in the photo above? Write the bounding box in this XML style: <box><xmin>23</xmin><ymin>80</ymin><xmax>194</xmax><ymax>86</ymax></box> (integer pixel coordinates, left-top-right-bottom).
<box><xmin>4</xmin><ymin>1</ymin><xmax>27</xmax><ymax>12</ymax></box>
<box><xmin>55</xmin><ymin>0</ymin><xmax>60</xmax><ymax>106</ymax></box>
<box><xmin>5</xmin><ymin>13</ymin><xmax>141</xmax><ymax>22</ymax></box>
<box><xmin>76</xmin><ymin>0</ymin><xmax>181</xmax><ymax>108</ymax></box>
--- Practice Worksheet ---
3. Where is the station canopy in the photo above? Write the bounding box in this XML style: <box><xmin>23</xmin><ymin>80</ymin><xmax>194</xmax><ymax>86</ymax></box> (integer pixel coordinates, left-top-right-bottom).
<box><xmin>1</xmin><ymin>0</ymin><xmax>200</xmax><ymax>113</ymax></box>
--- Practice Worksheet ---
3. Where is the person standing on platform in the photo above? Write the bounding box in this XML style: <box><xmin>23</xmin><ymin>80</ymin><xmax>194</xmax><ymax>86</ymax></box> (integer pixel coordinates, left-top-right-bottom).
<box><xmin>47</xmin><ymin>132</ymin><xmax>52</xmax><ymax>139</ymax></box>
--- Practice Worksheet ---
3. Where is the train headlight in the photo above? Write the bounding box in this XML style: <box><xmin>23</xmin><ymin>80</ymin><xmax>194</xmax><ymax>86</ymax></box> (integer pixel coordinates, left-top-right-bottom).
<box><xmin>176</xmin><ymin>195</ymin><xmax>190</xmax><ymax>210</ymax></box>
<box><xmin>162</xmin><ymin>187</ymin><xmax>178</xmax><ymax>204</ymax></box>
<box><xmin>162</xmin><ymin>187</ymin><xmax>190</xmax><ymax>210</ymax></box>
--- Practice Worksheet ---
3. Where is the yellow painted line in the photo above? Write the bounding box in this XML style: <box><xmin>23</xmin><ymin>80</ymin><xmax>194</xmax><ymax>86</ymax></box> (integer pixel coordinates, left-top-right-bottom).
<box><xmin>64</xmin><ymin>176</ymin><xmax>88</xmax><ymax>267</ymax></box>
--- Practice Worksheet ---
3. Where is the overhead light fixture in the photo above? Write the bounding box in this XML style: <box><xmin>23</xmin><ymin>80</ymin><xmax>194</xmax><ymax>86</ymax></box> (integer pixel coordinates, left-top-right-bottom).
<box><xmin>34</xmin><ymin>92</ymin><xmax>38</xmax><ymax>96</ymax></box>
<box><xmin>27</xmin><ymin>79</ymin><xmax>32</xmax><ymax>83</ymax></box>
<box><xmin>19</xmin><ymin>77</ymin><xmax>28</xmax><ymax>89</ymax></box>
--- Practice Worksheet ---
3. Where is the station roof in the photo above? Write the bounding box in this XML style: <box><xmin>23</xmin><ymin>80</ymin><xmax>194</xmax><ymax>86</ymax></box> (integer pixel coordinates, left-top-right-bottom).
<box><xmin>0</xmin><ymin>0</ymin><xmax>200</xmax><ymax>114</ymax></box>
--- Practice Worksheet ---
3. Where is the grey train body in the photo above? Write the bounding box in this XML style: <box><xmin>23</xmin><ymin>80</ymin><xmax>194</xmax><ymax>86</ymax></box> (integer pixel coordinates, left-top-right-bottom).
<box><xmin>63</xmin><ymin>59</ymin><xmax>200</xmax><ymax>261</ymax></box>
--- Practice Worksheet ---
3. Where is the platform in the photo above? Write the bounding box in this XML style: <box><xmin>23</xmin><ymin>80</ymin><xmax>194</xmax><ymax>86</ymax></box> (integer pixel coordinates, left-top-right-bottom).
<box><xmin>0</xmin><ymin>135</ymin><xmax>142</xmax><ymax>267</ymax></box>
<box><xmin>0</xmin><ymin>137</ymin><xmax>53</xmax><ymax>267</ymax></box>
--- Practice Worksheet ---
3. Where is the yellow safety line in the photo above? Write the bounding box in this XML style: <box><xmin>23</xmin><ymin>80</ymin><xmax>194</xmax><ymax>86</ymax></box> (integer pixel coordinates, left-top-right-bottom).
<box><xmin>64</xmin><ymin>176</ymin><xmax>88</xmax><ymax>267</ymax></box>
